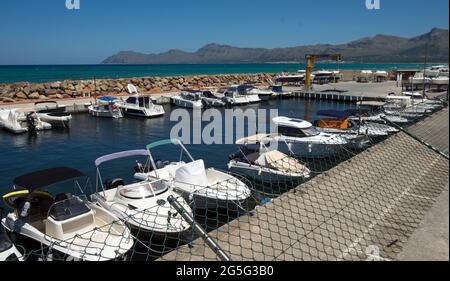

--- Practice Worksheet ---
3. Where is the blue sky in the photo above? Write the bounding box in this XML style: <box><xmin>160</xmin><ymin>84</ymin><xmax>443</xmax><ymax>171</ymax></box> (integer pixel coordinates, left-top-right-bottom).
<box><xmin>0</xmin><ymin>0</ymin><xmax>448</xmax><ymax>64</ymax></box>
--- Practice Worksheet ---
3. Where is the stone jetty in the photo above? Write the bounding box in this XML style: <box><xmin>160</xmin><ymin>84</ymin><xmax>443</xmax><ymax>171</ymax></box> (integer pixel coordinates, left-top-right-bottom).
<box><xmin>0</xmin><ymin>73</ymin><xmax>276</xmax><ymax>103</ymax></box>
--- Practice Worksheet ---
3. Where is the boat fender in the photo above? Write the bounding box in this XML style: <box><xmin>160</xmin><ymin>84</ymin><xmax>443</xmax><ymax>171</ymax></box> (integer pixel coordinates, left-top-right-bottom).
<box><xmin>20</xmin><ymin>201</ymin><xmax>31</xmax><ymax>218</ymax></box>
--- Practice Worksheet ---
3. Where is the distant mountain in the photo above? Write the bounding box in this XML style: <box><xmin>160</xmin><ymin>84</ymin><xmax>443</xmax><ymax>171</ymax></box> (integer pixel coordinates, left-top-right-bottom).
<box><xmin>102</xmin><ymin>28</ymin><xmax>449</xmax><ymax>64</ymax></box>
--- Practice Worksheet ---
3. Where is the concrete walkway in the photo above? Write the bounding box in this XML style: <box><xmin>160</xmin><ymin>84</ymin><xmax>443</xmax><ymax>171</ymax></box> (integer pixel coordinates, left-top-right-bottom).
<box><xmin>161</xmin><ymin>107</ymin><xmax>449</xmax><ymax>261</ymax></box>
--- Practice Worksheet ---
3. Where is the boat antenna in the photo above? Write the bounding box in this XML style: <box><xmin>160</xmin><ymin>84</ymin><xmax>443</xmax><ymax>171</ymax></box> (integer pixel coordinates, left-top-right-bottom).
<box><xmin>422</xmin><ymin>42</ymin><xmax>429</xmax><ymax>99</ymax></box>
<box><xmin>94</xmin><ymin>76</ymin><xmax>98</xmax><ymax>104</ymax></box>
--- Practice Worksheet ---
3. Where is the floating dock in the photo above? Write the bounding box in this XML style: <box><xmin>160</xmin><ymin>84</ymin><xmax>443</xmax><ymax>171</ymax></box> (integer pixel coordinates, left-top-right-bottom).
<box><xmin>160</xmin><ymin>107</ymin><xmax>449</xmax><ymax>261</ymax></box>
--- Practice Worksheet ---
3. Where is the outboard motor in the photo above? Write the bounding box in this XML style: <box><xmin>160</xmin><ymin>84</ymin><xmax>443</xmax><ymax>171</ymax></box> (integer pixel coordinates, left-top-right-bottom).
<box><xmin>201</xmin><ymin>99</ymin><xmax>212</xmax><ymax>108</ymax></box>
<box><xmin>104</xmin><ymin>178</ymin><xmax>124</xmax><ymax>190</ymax></box>
<box><xmin>26</xmin><ymin>112</ymin><xmax>38</xmax><ymax>133</ymax></box>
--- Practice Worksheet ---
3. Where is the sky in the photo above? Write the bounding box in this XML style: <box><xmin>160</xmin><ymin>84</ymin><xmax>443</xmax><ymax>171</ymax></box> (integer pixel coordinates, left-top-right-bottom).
<box><xmin>0</xmin><ymin>0</ymin><xmax>448</xmax><ymax>65</ymax></box>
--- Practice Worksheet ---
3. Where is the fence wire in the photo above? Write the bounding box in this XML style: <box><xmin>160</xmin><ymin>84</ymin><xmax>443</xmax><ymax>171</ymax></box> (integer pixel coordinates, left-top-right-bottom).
<box><xmin>1</xmin><ymin>93</ymin><xmax>449</xmax><ymax>262</ymax></box>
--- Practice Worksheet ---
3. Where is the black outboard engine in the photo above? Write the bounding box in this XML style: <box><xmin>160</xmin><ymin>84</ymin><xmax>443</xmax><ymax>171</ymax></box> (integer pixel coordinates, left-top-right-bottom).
<box><xmin>104</xmin><ymin>178</ymin><xmax>124</xmax><ymax>190</ymax></box>
<box><xmin>201</xmin><ymin>99</ymin><xmax>212</xmax><ymax>108</ymax></box>
<box><xmin>26</xmin><ymin>112</ymin><xmax>38</xmax><ymax>133</ymax></box>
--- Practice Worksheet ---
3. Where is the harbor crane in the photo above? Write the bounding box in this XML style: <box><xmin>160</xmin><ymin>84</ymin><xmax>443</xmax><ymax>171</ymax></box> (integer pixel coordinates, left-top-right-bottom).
<box><xmin>305</xmin><ymin>53</ymin><xmax>342</xmax><ymax>90</ymax></box>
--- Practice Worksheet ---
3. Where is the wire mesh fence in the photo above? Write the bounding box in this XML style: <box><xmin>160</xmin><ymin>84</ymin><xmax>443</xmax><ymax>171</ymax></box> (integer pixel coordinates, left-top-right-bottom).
<box><xmin>1</xmin><ymin>92</ymin><xmax>448</xmax><ymax>261</ymax></box>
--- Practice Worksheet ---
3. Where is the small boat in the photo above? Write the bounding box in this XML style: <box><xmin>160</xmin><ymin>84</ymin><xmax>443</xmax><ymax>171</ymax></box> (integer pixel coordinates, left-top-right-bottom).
<box><xmin>134</xmin><ymin>139</ymin><xmax>252</xmax><ymax>211</ymax></box>
<box><xmin>408</xmin><ymin>72</ymin><xmax>432</xmax><ymax>85</ymax></box>
<box><xmin>171</xmin><ymin>92</ymin><xmax>203</xmax><ymax>109</ymax></box>
<box><xmin>357</xmin><ymin>70</ymin><xmax>373</xmax><ymax>83</ymax></box>
<box><xmin>228</xmin><ymin>146</ymin><xmax>310</xmax><ymax>184</ymax></box>
<box><xmin>0</xmin><ymin>109</ymin><xmax>52</xmax><ymax>134</ymax></box>
<box><xmin>312</xmin><ymin>70</ymin><xmax>334</xmax><ymax>84</ymax></box>
<box><xmin>431</xmin><ymin>76</ymin><xmax>449</xmax><ymax>85</ymax></box>
<box><xmin>184</xmin><ymin>89</ymin><xmax>225</xmax><ymax>107</ymax></box>
<box><xmin>88</xmin><ymin>96</ymin><xmax>123</xmax><ymax>118</ymax></box>
<box><xmin>219</xmin><ymin>85</ymin><xmax>261</xmax><ymax>105</ymax></box>
<box><xmin>1</xmin><ymin>167</ymin><xmax>134</xmax><ymax>261</ymax></box>
<box><xmin>118</xmin><ymin>84</ymin><xmax>165</xmax><ymax>118</ymax></box>
<box><xmin>315</xmin><ymin>110</ymin><xmax>397</xmax><ymax>137</ymax></box>
<box><xmin>0</xmin><ymin>230</ymin><xmax>24</xmax><ymax>261</ymax></box>
<box><xmin>35</xmin><ymin>101</ymin><xmax>72</xmax><ymax>129</ymax></box>
<box><xmin>271</xmin><ymin>116</ymin><xmax>349</xmax><ymax>158</ymax></box>
<box><xmin>240</xmin><ymin>84</ymin><xmax>275</xmax><ymax>101</ymax></box>
<box><xmin>345</xmin><ymin>104</ymin><xmax>410</xmax><ymax>125</ymax></box>
<box><xmin>91</xmin><ymin>149</ymin><xmax>192</xmax><ymax>237</ymax></box>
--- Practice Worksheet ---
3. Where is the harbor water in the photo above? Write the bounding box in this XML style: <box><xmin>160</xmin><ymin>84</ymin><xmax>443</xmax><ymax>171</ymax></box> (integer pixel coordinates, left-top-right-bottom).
<box><xmin>0</xmin><ymin>98</ymin><xmax>354</xmax><ymax>209</ymax></box>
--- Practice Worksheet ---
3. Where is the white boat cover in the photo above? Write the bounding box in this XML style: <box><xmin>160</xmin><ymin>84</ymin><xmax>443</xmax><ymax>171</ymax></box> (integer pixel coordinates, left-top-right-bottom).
<box><xmin>174</xmin><ymin>160</ymin><xmax>208</xmax><ymax>187</ymax></box>
<box><xmin>256</xmin><ymin>150</ymin><xmax>306</xmax><ymax>173</ymax></box>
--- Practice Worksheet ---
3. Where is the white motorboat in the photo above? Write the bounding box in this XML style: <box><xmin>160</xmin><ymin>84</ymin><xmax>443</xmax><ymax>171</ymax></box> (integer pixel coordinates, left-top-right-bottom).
<box><xmin>431</xmin><ymin>76</ymin><xmax>449</xmax><ymax>85</ymax></box>
<box><xmin>34</xmin><ymin>101</ymin><xmax>72</xmax><ymax>129</ymax></box>
<box><xmin>408</xmin><ymin>72</ymin><xmax>432</xmax><ymax>84</ymax></box>
<box><xmin>357</xmin><ymin>70</ymin><xmax>373</xmax><ymax>82</ymax></box>
<box><xmin>88</xmin><ymin>96</ymin><xmax>123</xmax><ymax>118</ymax></box>
<box><xmin>171</xmin><ymin>92</ymin><xmax>203</xmax><ymax>109</ymax></box>
<box><xmin>244</xmin><ymin>85</ymin><xmax>276</xmax><ymax>101</ymax></box>
<box><xmin>118</xmin><ymin>84</ymin><xmax>165</xmax><ymax>118</ymax></box>
<box><xmin>0</xmin><ymin>109</ymin><xmax>52</xmax><ymax>134</ymax></box>
<box><xmin>134</xmin><ymin>139</ymin><xmax>252</xmax><ymax>211</ymax></box>
<box><xmin>0</xmin><ymin>230</ymin><xmax>24</xmax><ymax>261</ymax></box>
<box><xmin>91</xmin><ymin>149</ymin><xmax>192</xmax><ymax>237</ymax></box>
<box><xmin>219</xmin><ymin>85</ymin><xmax>261</xmax><ymax>105</ymax></box>
<box><xmin>192</xmin><ymin>90</ymin><xmax>226</xmax><ymax>107</ymax></box>
<box><xmin>1</xmin><ymin>167</ymin><xmax>134</xmax><ymax>261</ymax></box>
<box><xmin>425</xmin><ymin>65</ymin><xmax>449</xmax><ymax>77</ymax></box>
<box><xmin>272</xmin><ymin>116</ymin><xmax>349</xmax><ymax>158</ymax></box>
<box><xmin>228</xmin><ymin>147</ymin><xmax>310</xmax><ymax>184</ymax></box>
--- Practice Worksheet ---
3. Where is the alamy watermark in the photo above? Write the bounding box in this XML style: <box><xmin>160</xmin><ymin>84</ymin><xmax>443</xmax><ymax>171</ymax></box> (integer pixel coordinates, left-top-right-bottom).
<box><xmin>170</xmin><ymin>108</ymin><xmax>279</xmax><ymax>147</ymax></box>
<box><xmin>66</xmin><ymin>0</ymin><xmax>80</xmax><ymax>10</ymax></box>
<box><xmin>366</xmin><ymin>0</ymin><xmax>381</xmax><ymax>10</ymax></box>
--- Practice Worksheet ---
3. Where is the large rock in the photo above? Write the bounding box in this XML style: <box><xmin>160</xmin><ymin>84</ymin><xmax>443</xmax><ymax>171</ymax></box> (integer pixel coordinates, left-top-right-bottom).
<box><xmin>29</xmin><ymin>92</ymin><xmax>40</xmax><ymax>99</ymax></box>
<box><xmin>39</xmin><ymin>95</ymin><xmax>49</xmax><ymax>100</ymax></box>
<box><xmin>50</xmin><ymin>82</ymin><xmax>61</xmax><ymax>89</ymax></box>
<box><xmin>15</xmin><ymin>91</ymin><xmax>28</xmax><ymax>99</ymax></box>
<box><xmin>45</xmin><ymin>89</ymin><xmax>58</xmax><ymax>95</ymax></box>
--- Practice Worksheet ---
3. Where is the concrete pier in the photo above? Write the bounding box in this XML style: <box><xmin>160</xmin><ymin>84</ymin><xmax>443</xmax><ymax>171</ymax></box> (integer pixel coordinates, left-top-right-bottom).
<box><xmin>161</xmin><ymin>107</ymin><xmax>449</xmax><ymax>261</ymax></box>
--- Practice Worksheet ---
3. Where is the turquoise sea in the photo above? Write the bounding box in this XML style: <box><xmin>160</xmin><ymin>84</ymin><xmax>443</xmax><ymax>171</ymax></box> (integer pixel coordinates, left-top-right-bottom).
<box><xmin>0</xmin><ymin>63</ymin><xmax>430</xmax><ymax>84</ymax></box>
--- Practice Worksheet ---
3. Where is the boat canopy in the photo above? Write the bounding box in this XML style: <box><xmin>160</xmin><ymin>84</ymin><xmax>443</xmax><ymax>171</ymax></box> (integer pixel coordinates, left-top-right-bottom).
<box><xmin>146</xmin><ymin>139</ymin><xmax>181</xmax><ymax>150</ymax></box>
<box><xmin>316</xmin><ymin>110</ymin><xmax>350</xmax><ymax>119</ymax></box>
<box><xmin>98</xmin><ymin>96</ymin><xmax>119</xmax><ymax>102</ymax></box>
<box><xmin>95</xmin><ymin>149</ymin><xmax>149</xmax><ymax>167</ymax></box>
<box><xmin>13</xmin><ymin>167</ymin><xmax>85</xmax><ymax>191</ymax></box>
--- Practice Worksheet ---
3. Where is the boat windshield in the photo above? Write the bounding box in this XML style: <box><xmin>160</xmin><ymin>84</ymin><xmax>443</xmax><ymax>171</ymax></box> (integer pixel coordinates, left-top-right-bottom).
<box><xmin>126</xmin><ymin>97</ymin><xmax>137</xmax><ymax>104</ymax></box>
<box><xmin>203</xmin><ymin>91</ymin><xmax>216</xmax><ymax>98</ymax></box>
<box><xmin>278</xmin><ymin>125</ymin><xmax>320</xmax><ymax>137</ymax></box>
<box><xmin>118</xmin><ymin>180</ymin><xmax>168</xmax><ymax>200</ymax></box>
<box><xmin>181</xmin><ymin>93</ymin><xmax>198</xmax><ymax>101</ymax></box>
<box><xmin>48</xmin><ymin>196</ymin><xmax>91</xmax><ymax>222</ymax></box>
<box><xmin>301</xmin><ymin>126</ymin><xmax>320</xmax><ymax>137</ymax></box>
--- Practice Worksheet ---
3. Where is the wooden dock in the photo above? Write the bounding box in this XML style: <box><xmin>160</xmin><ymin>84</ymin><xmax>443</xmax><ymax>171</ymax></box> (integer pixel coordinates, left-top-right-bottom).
<box><xmin>160</xmin><ymin>107</ymin><xmax>449</xmax><ymax>261</ymax></box>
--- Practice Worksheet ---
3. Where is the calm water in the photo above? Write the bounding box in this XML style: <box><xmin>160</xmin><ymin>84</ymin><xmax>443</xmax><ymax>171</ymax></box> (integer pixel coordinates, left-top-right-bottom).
<box><xmin>0</xmin><ymin>98</ymin><xmax>354</xmax><ymax>209</ymax></box>
<box><xmin>0</xmin><ymin>63</ymin><xmax>429</xmax><ymax>84</ymax></box>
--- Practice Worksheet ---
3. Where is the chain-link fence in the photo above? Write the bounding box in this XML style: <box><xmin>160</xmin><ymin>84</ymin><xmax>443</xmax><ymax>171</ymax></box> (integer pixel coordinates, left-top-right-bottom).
<box><xmin>1</xmin><ymin>92</ymin><xmax>448</xmax><ymax>261</ymax></box>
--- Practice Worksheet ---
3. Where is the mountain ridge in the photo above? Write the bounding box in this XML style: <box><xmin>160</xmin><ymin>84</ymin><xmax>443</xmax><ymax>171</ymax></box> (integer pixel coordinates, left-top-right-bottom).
<box><xmin>103</xmin><ymin>28</ymin><xmax>449</xmax><ymax>64</ymax></box>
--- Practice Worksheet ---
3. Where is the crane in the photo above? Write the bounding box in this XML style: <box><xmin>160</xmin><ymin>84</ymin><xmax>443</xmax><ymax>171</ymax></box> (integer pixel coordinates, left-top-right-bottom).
<box><xmin>304</xmin><ymin>54</ymin><xmax>342</xmax><ymax>90</ymax></box>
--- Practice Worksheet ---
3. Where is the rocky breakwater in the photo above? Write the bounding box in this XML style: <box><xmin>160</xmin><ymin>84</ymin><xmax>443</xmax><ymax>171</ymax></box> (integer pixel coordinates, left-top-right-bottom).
<box><xmin>0</xmin><ymin>73</ymin><xmax>275</xmax><ymax>103</ymax></box>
